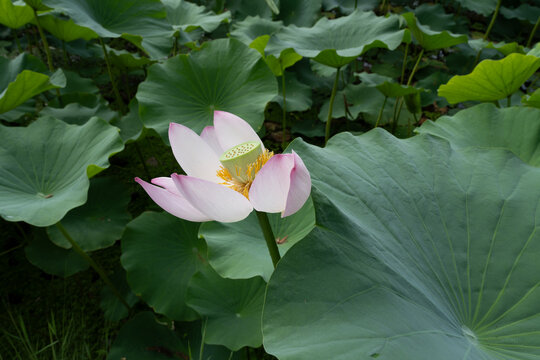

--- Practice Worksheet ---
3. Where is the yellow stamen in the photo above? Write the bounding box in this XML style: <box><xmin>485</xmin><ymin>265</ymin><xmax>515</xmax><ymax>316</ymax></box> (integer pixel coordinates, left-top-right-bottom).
<box><xmin>217</xmin><ymin>149</ymin><xmax>273</xmax><ymax>199</ymax></box>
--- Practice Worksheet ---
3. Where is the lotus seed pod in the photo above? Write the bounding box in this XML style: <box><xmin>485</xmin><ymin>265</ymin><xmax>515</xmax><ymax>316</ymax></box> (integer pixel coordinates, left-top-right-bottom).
<box><xmin>219</xmin><ymin>141</ymin><xmax>263</xmax><ymax>182</ymax></box>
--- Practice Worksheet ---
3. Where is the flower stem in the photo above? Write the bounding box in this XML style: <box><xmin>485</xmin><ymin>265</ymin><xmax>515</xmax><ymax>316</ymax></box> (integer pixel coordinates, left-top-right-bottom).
<box><xmin>473</xmin><ymin>0</ymin><xmax>502</xmax><ymax>68</ymax></box>
<box><xmin>99</xmin><ymin>38</ymin><xmax>126</xmax><ymax>113</ymax></box>
<box><xmin>374</xmin><ymin>96</ymin><xmax>388</xmax><ymax>128</ymax></box>
<box><xmin>281</xmin><ymin>66</ymin><xmax>287</xmax><ymax>150</ymax></box>
<box><xmin>527</xmin><ymin>16</ymin><xmax>540</xmax><ymax>49</ymax></box>
<box><xmin>400</xmin><ymin>42</ymin><xmax>409</xmax><ymax>85</ymax></box>
<box><xmin>255</xmin><ymin>211</ymin><xmax>280</xmax><ymax>268</ymax></box>
<box><xmin>55</xmin><ymin>222</ymin><xmax>130</xmax><ymax>310</ymax></box>
<box><xmin>324</xmin><ymin>66</ymin><xmax>341</xmax><ymax>145</ymax></box>
<box><xmin>392</xmin><ymin>49</ymin><xmax>423</xmax><ymax>134</ymax></box>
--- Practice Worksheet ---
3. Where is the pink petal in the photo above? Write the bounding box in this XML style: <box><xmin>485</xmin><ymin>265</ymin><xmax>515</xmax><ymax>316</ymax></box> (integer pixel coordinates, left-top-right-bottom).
<box><xmin>213</xmin><ymin>111</ymin><xmax>264</xmax><ymax>152</ymax></box>
<box><xmin>135</xmin><ymin>177</ymin><xmax>211</xmax><ymax>222</ymax></box>
<box><xmin>169</xmin><ymin>123</ymin><xmax>222</xmax><ymax>183</ymax></box>
<box><xmin>171</xmin><ymin>174</ymin><xmax>253</xmax><ymax>223</ymax></box>
<box><xmin>282</xmin><ymin>151</ymin><xmax>311</xmax><ymax>217</ymax></box>
<box><xmin>200</xmin><ymin>126</ymin><xmax>223</xmax><ymax>156</ymax></box>
<box><xmin>248</xmin><ymin>153</ymin><xmax>311</xmax><ymax>217</ymax></box>
<box><xmin>151</xmin><ymin>177</ymin><xmax>180</xmax><ymax>195</ymax></box>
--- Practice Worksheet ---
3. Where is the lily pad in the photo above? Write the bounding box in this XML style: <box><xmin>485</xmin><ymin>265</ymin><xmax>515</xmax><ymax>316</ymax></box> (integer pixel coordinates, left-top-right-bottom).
<box><xmin>100</xmin><ymin>266</ymin><xmax>139</xmax><ymax>322</ymax></box>
<box><xmin>230</xmin><ymin>16</ymin><xmax>283</xmax><ymax>45</ymax></box>
<box><xmin>121</xmin><ymin>211</ymin><xmax>205</xmax><ymax>321</ymax></box>
<box><xmin>38</xmin><ymin>13</ymin><xmax>98</xmax><ymax>42</ymax></box>
<box><xmin>468</xmin><ymin>39</ymin><xmax>524</xmax><ymax>56</ymax></box>
<box><xmin>163</xmin><ymin>0</ymin><xmax>230</xmax><ymax>33</ymax></box>
<box><xmin>107</xmin><ymin>312</ymin><xmax>188</xmax><ymax>360</ymax></box>
<box><xmin>402</xmin><ymin>12</ymin><xmax>467</xmax><ymax>51</ymax></box>
<box><xmin>186</xmin><ymin>267</ymin><xmax>266</xmax><ymax>350</ymax></box>
<box><xmin>416</xmin><ymin>103</ymin><xmax>540</xmax><ymax>166</ymax></box>
<box><xmin>438</xmin><ymin>53</ymin><xmax>540</xmax><ymax>104</ymax></box>
<box><xmin>266</xmin><ymin>10</ymin><xmax>404</xmax><ymax>68</ymax></box>
<box><xmin>39</xmin><ymin>103</ymin><xmax>117</xmax><ymax>125</ymax></box>
<box><xmin>263</xmin><ymin>129</ymin><xmax>540</xmax><ymax>359</ymax></box>
<box><xmin>357</xmin><ymin>72</ymin><xmax>423</xmax><ymax>98</ymax></box>
<box><xmin>322</xmin><ymin>0</ymin><xmax>379</xmax><ymax>14</ymax></box>
<box><xmin>273</xmin><ymin>71</ymin><xmax>312</xmax><ymax>112</ymax></box>
<box><xmin>0</xmin><ymin>53</ymin><xmax>66</xmax><ymax>114</ymax></box>
<box><xmin>276</xmin><ymin>0</ymin><xmax>322</xmax><ymax>27</ymax></box>
<box><xmin>522</xmin><ymin>88</ymin><xmax>540</xmax><ymax>109</ymax></box>
<box><xmin>0</xmin><ymin>0</ymin><xmax>33</xmax><ymax>29</ymax></box>
<box><xmin>46</xmin><ymin>177</ymin><xmax>131</xmax><ymax>251</ymax></box>
<box><xmin>0</xmin><ymin>117</ymin><xmax>124</xmax><ymax>227</ymax></box>
<box><xmin>25</xmin><ymin>228</ymin><xmax>89</xmax><ymax>277</ymax></box>
<box><xmin>137</xmin><ymin>38</ymin><xmax>277</xmax><ymax>143</ymax></box>
<box><xmin>199</xmin><ymin>197</ymin><xmax>315</xmax><ymax>281</ymax></box>
<box><xmin>455</xmin><ymin>0</ymin><xmax>498</xmax><ymax>16</ymax></box>
<box><xmin>500</xmin><ymin>4</ymin><xmax>540</xmax><ymax>24</ymax></box>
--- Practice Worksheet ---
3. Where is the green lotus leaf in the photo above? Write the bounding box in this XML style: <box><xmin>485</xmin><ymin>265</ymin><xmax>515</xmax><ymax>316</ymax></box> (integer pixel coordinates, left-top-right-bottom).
<box><xmin>186</xmin><ymin>267</ymin><xmax>266</xmax><ymax>350</ymax></box>
<box><xmin>277</xmin><ymin>0</ymin><xmax>322</xmax><ymax>27</ymax></box>
<box><xmin>0</xmin><ymin>117</ymin><xmax>124</xmax><ymax>227</ymax></box>
<box><xmin>274</xmin><ymin>71</ymin><xmax>312</xmax><ymax>112</ymax></box>
<box><xmin>322</xmin><ymin>0</ymin><xmax>379</xmax><ymax>14</ymax></box>
<box><xmin>38</xmin><ymin>13</ymin><xmax>98</xmax><ymax>42</ymax></box>
<box><xmin>528</xmin><ymin>43</ymin><xmax>540</xmax><ymax>57</ymax></box>
<box><xmin>25</xmin><ymin>228</ymin><xmax>88</xmax><ymax>277</ymax></box>
<box><xmin>41</xmin><ymin>0</ymin><xmax>171</xmax><ymax>57</ymax></box>
<box><xmin>46</xmin><ymin>177</ymin><xmax>131</xmax><ymax>251</ymax></box>
<box><xmin>413</xmin><ymin>3</ymin><xmax>458</xmax><ymax>33</ymax></box>
<box><xmin>199</xmin><ymin>198</ymin><xmax>315</xmax><ymax>281</ymax></box>
<box><xmin>500</xmin><ymin>4</ymin><xmax>540</xmax><ymax>24</ymax></box>
<box><xmin>416</xmin><ymin>103</ymin><xmax>540</xmax><ymax>166</ymax></box>
<box><xmin>267</xmin><ymin>10</ymin><xmax>405</xmax><ymax>68</ymax></box>
<box><xmin>522</xmin><ymin>88</ymin><xmax>540</xmax><ymax>109</ymax></box>
<box><xmin>402</xmin><ymin>12</ymin><xmax>467</xmax><ymax>51</ymax></box>
<box><xmin>23</xmin><ymin>0</ymin><xmax>50</xmax><ymax>11</ymax></box>
<box><xmin>263</xmin><ymin>129</ymin><xmax>540</xmax><ymax>359</ymax></box>
<box><xmin>121</xmin><ymin>212</ymin><xmax>205</xmax><ymax>321</ymax></box>
<box><xmin>468</xmin><ymin>39</ymin><xmax>524</xmax><ymax>56</ymax></box>
<box><xmin>40</xmin><ymin>103</ymin><xmax>116</xmax><ymax>125</ymax></box>
<box><xmin>227</xmin><ymin>0</ymin><xmax>273</xmax><ymax>19</ymax></box>
<box><xmin>107</xmin><ymin>312</ymin><xmax>188</xmax><ymax>360</ymax></box>
<box><xmin>438</xmin><ymin>53</ymin><xmax>540</xmax><ymax>104</ymax></box>
<box><xmin>0</xmin><ymin>53</ymin><xmax>66</xmax><ymax>114</ymax></box>
<box><xmin>230</xmin><ymin>16</ymin><xmax>283</xmax><ymax>45</ymax></box>
<box><xmin>250</xmin><ymin>35</ymin><xmax>302</xmax><ymax>76</ymax></box>
<box><xmin>59</xmin><ymin>69</ymin><xmax>99</xmax><ymax>95</ymax></box>
<box><xmin>100</xmin><ymin>266</ymin><xmax>139</xmax><ymax>322</ymax></box>
<box><xmin>0</xmin><ymin>99</ymin><xmax>35</xmax><ymax>123</ymax></box>
<box><xmin>357</xmin><ymin>72</ymin><xmax>424</xmax><ymax>98</ymax></box>
<box><xmin>163</xmin><ymin>0</ymin><xmax>230</xmax><ymax>33</ymax></box>
<box><xmin>106</xmin><ymin>46</ymin><xmax>156</xmax><ymax>69</ymax></box>
<box><xmin>110</xmin><ymin>99</ymin><xmax>144</xmax><ymax>143</ymax></box>
<box><xmin>0</xmin><ymin>0</ymin><xmax>33</xmax><ymax>29</ymax></box>
<box><xmin>455</xmin><ymin>0</ymin><xmax>498</xmax><ymax>16</ymax></box>
<box><xmin>137</xmin><ymin>38</ymin><xmax>277</xmax><ymax>143</ymax></box>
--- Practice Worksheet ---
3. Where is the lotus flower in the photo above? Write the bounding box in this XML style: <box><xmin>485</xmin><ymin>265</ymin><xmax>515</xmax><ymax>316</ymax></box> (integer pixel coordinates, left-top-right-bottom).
<box><xmin>135</xmin><ymin>111</ymin><xmax>311</xmax><ymax>223</ymax></box>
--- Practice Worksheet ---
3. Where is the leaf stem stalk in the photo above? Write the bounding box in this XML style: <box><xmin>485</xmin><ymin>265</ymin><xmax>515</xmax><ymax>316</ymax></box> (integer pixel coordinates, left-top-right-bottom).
<box><xmin>99</xmin><ymin>38</ymin><xmax>126</xmax><ymax>113</ymax></box>
<box><xmin>255</xmin><ymin>211</ymin><xmax>281</xmax><ymax>268</ymax></box>
<box><xmin>324</xmin><ymin>66</ymin><xmax>341</xmax><ymax>145</ymax></box>
<box><xmin>55</xmin><ymin>222</ymin><xmax>130</xmax><ymax>310</ymax></box>
<box><xmin>527</xmin><ymin>16</ymin><xmax>540</xmax><ymax>49</ymax></box>
<box><xmin>281</xmin><ymin>66</ymin><xmax>287</xmax><ymax>150</ymax></box>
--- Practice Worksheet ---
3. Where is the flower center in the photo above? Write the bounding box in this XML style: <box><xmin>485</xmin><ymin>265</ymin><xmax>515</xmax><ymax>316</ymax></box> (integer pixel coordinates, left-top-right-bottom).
<box><xmin>217</xmin><ymin>141</ymin><xmax>273</xmax><ymax>198</ymax></box>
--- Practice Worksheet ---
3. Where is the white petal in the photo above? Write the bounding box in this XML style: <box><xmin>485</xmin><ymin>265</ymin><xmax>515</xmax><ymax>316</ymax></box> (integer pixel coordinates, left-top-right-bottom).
<box><xmin>172</xmin><ymin>174</ymin><xmax>253</xmax><ymax>223</ymax></box>
<box><xmin>169</xmin><ymin>122</ymin><xmax>222</xmax><ymax>183</ymax></box>
<box><xmin>200</xmin><ymin>126</ymin><xmax>223</xmax><ymax>156</ymax></box>
<box><xmin>135</xmin><ymin>177</ymin><xmax>211</xmax><ymax>222</ymax></box>
<box><xmin>282</xmin><ymin>151</ymin><xmax>311</xmax><ymax>217</ymax></box>
<box><xmin>213</xmin><ymin>111</ymin><xmax>264</xmax><ymax>152</ymax></box>
<box><xmin>248</xmin><ymin>154</ymin><xmax>293</xmax><ymax>213</ymax></box>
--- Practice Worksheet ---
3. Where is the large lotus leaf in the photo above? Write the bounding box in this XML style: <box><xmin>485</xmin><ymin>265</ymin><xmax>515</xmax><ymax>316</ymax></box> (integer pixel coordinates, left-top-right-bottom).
<box><xmin>402</xmin><ymin>12</ymin><xmax>467</xmax><ymax>51</ymax></box>
<box><xmin>121</xmin><ymin>212</ymin><xmax>206</xmax><ymax>321</ymax></box>
<box><xmin>529</xmin><ymin>43</ymin><xmax>540</xmax><ymax>58</ymax></box>
<box><xmin>263</xmin><ymin>129</ymin><xmax>540</xmax><ymax>359</ymax></box>
<box><xmin>100</xmin><ymin>266</ymin><xmax>139</xmax><ymax>322</ymax></box>
<box><xmin>468</xmin><ymin>39</ymin><xmax>525</xmax><ymax>56</ymax></box>
<box><xmin>322</xmin><ymin>0</ymin><xmax>379</xmax><ymax>14</ymax></box>
<box><xmin>163</xmin><ymin>0</ymin><xmax>230</xmax><ymax>33</ymax></box>
<box><xmin>107</xmin><ymin>312</ymin><xmax>188</xmax><ymax>360</ymax></box>
<box><xmin>0</xmin><ymin>117</ymin><xmax>124</xmax><ymax>227</ymax></box>
<box><xmin>250</xmin><ymin>36</ymin><xmax>303</xmax><ymax>76</ymax></box>
<box><xmin>0</xmin><ymin>53</ymin><xmax>66</xmax><ymax>114</ymax></box>
<box><xmin>357</xmin><ymin>72</ymin><xmax>424</xmax><ymax>98</ymax></box>
<box><xmin>186</xmin><ymin>267</ymin><xmax>266</xmax><ymax>350</ymax></box>
<box><xmin>230</xmin><ymin>16</ymin><xmax>283</xmax><ymax>46</ymax></box>
<box><xmin>106</xmin><ymin>47</ymin><xmax>156</xmax><ymax>70</ymax></box>
<box><xmin>500</xmin><ymin>4</ymin><xmax>540</xmax><ymax>24</ymax></box>
<box><xmin>273</xmin><ymin>71</ymin><xmax>312</xmax><ymax>112</ymax></box>
<box><xmin>227</xmin><ymin>0</ymin><xmax>273</xmax><ymax>19</ymax></box>
<box><xmin>276</xmin><ymin>0</ymin><xmax>322</xmax><ymax>27</ymax></box>
<box><xmin>416</xmin><ymin>104</ymin><xmax>540</xmax><ymax>167</ymax></box>
<box><xmin>41</xmin><ymin>0</ymin><xmax>167</xmax><ymax>39</ymax></box>
<box><xmin>39</xmin><ymin>103</ymin><xmax>116</xmax><ymax>125</ymax></box>
<box><xmin>109</xmin><ymin>99</ymin><xmax>144</xmax><ymax>143</ymax></box>
<box><xmin>266</xmin><ymin>10</ymin><xmax>404</xmax><ymax>68</ymax></box>
<box><xmin>25</xmin><ymin>228</ymin><xmax>89</xmax><ymax>277</ymax></box>
<box><xmin>0</xmin><ymin>0</ymin><xmax>33</xmax><ymax>28</ymax></box>
<box><xmin>522</xmin><ymin>88</ymin><xmax>540</xmax><ymax>109</ymax></box>
<box><xmin>38</xmin><ymin>13</ymin><xmax>98</xmax><ymax>42</ymax></box>
<box><xmin>199</xmin><ymin>198</ymin><xmax>315</xmax><ymax>281</ymax></box>
<box><xmin>137</xmin><ymin>38</ymin><xmax>277</xmax><ymax>143</ymax></box>
<box><xmin>455</xmin><ymin>0</ymin><xmax>498</xmax><ymax>16</ymax></box>
<box><xmin>438</xmin><ymin>53</ymin><xmax>540</xmax><ymax>103</ymax></box>
<box><xmin>413</xmin><ymin>3</ymin><xmax>458</xmax><ymax>33</ymax></box>
<box><xmin>46</xmin><ymin>177</ymin><xmax>131</xmax><ymax>251</ymax></box>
